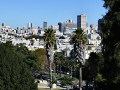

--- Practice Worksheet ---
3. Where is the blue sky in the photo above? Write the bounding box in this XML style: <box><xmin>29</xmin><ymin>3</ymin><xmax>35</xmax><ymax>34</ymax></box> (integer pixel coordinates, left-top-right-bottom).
<box><xmin>0</xmin><ymin>0</ymin><xmax>107</xmax><ymax>28</ymax></box>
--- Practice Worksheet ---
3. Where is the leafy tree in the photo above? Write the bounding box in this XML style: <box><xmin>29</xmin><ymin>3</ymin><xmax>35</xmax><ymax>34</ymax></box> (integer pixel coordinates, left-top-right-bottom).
<box><xmin>15</xmin><ymin>43</ymin><xmax>36</xmax><ymax>71</ymax></box>
<box><xmin>32</xmin><ymin>48</ymin><xmax>48</xmax><ymax>72</ymax></box>
<box><xmin>0</xmin><ymin>42</ymin><xmax>37</xmax><ymax>90</ymax></box>
<box><xmin>60</xmin><ymin>76</ymin><xmax>74</xmax><ymax>86</ymax></box>
<box><xmin>83</xmin><ymin>52</ymin><xmax>104</xmax><ymax>90</ymax></box>
<box><xmin>70</xmin><ymin>28</ymin><xmax>88</xmax><ymax>90</ymax></box>
<box><xmin>54</xmin><ymin>53</ymin><xmax>78</xmax><ymax>77</ymax></box>
<box><xmin>44</xmin><ymin>28</ymin><xmax>56</xmax><ymax>90</ymax></box>
<box><xmin>100</xmin><ymin>0</ymin><xmax>120</xmax><ymax>89</ymax></box>
<box><xmin>64</xmin><ymin>59</ymin><xmax>78</xmax><ymax>77</ymax></box>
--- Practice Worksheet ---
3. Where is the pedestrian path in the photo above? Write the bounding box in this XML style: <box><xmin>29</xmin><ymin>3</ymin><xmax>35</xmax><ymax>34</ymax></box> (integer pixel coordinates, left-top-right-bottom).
<box><xmin>36</xmin><ymin>80</ymin><xmax>66</xmax><ymax>89</ymax></box>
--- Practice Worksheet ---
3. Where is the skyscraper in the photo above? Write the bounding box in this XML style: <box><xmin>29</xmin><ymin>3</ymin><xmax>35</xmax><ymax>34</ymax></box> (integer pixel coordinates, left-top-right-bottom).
<box><xmin>16</xmin><ymin>27</ymin><xmax>21</xmax><ymax>34</ymax></box>
<box><xmin>43</xmin><ymin>21</ymin><xmax>47</xmax><ymax>29</ymax></box>
<box><xmin>28</xmin><ymin>22</ymin><xmax>31</xmax><ymax>29</ymax></box>
<box><xmin>31</xmin><ymin>23</ymin><xmax>34</xmax><ymax>29</ymax></box>
<box><xmin>58</xmin><ymin>19</ymin><xmax>77</xmax><ymax>32</ymax></box>
<box><xmin>77</xmin><ymin>14</ymin><xmax>87</xmax><ymax>30</ymax></box>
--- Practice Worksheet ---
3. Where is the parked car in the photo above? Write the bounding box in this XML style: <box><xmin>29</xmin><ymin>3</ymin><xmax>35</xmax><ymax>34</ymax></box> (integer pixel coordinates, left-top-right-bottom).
<box><xmin>83</xmin><ymin>86</ymin><xmax>93</xmax><ymax>90</ymax></box>
<box><xmin>42</xmin><ymin>75</ymin><xmax>50</xmax><ymax>81</ymax></box>
<box><xmin>73</xmin><ymin>84</ymin><xmax>93</xmax><ymax>90</ymax></box>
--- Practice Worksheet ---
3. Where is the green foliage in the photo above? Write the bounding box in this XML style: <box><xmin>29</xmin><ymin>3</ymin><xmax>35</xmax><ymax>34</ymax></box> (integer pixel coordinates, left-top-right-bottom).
<box><xmin>54</xmin><ymin>44</ymin><xmax>57</xmax><ymax>50</ymax></box>
<box><xmin>88</xmin><ymin>46</ymin><xmax>92</xmax><ymax>50</ymax></box>
<box><xmin>95</xmin><ymin>73</ymin><xmax>105</xmax><ymax>83</ymax></box>
<box><xmin>60</xmin><ymin>76</ymin><xmax>74</xmax><ymax>86</ymax></box>
<box><xmin>44</xmin><ymin>28</ymin><xmax>56</xmax><ymax>47</ymax></box>
<box><xmin>64</xmin><ymin>58</ymin><xmax>78</xmax><ymax>73</ymax></box>
<box><xmin>70</xmin><ymin>28</ymin><xmax>88</xmax><ymax>45</ymax></box>
<box><xmin>55</xmin><ymin>74</ymin><xmax>61</xmax><ymax>79</ymax></box>
<box><xmin>55</xmin><ymin>74</ymin><xmax>78</xmax><ymax>86</ymax></box>
<box><xmin>44</xmin><ymin>28</ymin><xmax>56</xmax><ymax>89</ymax></box>
<box><xmin>52</xmin><ymin>78</ymin><xmax>57</xmax><ymax>84</ymax></box>
<box><xmin>54</xmin><ymin>53</ymin><xmax>77</xmax><ymax>73</ymax></box>
<box><xmin>70</xmin><ymin>28</ymin><xmax>88</xmax><ymax>66</ymax></box>
<box><xmin>100</xmin><ymin>0</ymin><xmax>120</xmax><ymax>89</ymax></box>
<box><xmin>54</xmin><ymin>53</ymin><xmax>66</xmax><ymax>65</ymax></box>
<box><xmin>15</xmin><ymin>43</ymin><xmax>36</xmax><ymax>71</ymax></box>
<box><xmin>54</xmin><ymin>53</ymin><xmax>78</xmax><ymax>78</ymax></box>
<box><xmin>32</xmin><ymin>48</ymin><xmax>48</xmax><ymax>71</ymax></box>
<box><xmin>25</xmin><ymin>35</ymin><xmax>44</xmax><ymax>40</ymax></box>
<box><xmin>54</xmin><ymin>53</ymin><xmax>66</xmax><ymax>76</ymax></box>
<box><xmin>0</xmin><ymin>42</ymin><xmax>37</xmax><ymax>90</ymax></box>
<box><xmin>83</xmin><ymin>52</ymin><xmax>104</xmax><ymax>88</ymax></box>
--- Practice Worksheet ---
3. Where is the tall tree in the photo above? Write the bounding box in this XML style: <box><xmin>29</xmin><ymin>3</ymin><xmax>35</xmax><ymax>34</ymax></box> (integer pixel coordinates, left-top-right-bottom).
<box><xmin>15</xmin><ymin>43</ymin><xmax>36</xmax><ymax>71</ymax></box>
<box><xmin>100</xmin><ymin>0</ymin><xmax>120</xmax><ymax>89</ymax></box>
<box><xmin>83</xmin><ymin>52</ymin><xmax>104</xmax><ymax>90</ymax></box>
<box><xmin>67</xmin><ymin>59</ymin><xmax>77</xmax><ymax>77</ymax></box>
<box><xmin>54</xmin><ymin>53</ymin><xmax>66</xmax><ymax>76</ymax></box>
<box><xmin>32</xmin><ymin>48</ymin><xmax>48</xmax><ymax>71</ymax></box>
<box><xmin>70</xmin><ymin>28</ymin><xmax>88</xmax><ymax>90</ymax></box>
<box><xmin>44</xmin><ymin>29</ymin><xmax>56</xmax><ymax>90</ymax></box>
<box><xmin>0</xmin><ymin>42</ymin><xmax>37</xmax><ymax>90</ymax></box>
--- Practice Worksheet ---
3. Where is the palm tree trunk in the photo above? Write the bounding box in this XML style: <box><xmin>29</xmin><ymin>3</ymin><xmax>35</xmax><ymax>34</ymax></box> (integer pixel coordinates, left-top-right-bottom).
<box><xmin>86</xmin><ymin>81</ymin><xmax>89</xmax><ymax>90</ymax></box>
<box><xmin>79</xmin><ymin>66</ymin><xmax>82</xmax><ymax>90</ymax></box>
<box><xmin>49</xmin><ymin>62</ymin><xmax>52</xmax><ymax>90</ymax></box>
<box><xmin>60</xmin><ymin>63</ymin><xmax>62</xmax><ymax>76</ymax></box>
<box><xmin>57</xmin><ymin>64</ymin><xmax>58</xmax><ymax>75</ymax></box>
<box><xmin>71</xmin><ymin>67</ymin><xmax>72</xmax><ymax>77</ymax></box>
<box><xmin>93</xmin><ymin>78</ymin><xmax>96</xmax><ymax>90</ymax></box>
<box><xmin>54</xmin><ymin>63</ymin><xmax>56</xmax><ymax>80</ymax></box>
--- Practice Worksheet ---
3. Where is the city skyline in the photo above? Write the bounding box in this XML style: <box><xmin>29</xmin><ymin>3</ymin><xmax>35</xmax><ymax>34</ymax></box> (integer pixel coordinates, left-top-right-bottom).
<box><xmin>0</xmin><ymin>0</ymin><xmax>107</xmax><ymax>28</ymax></box>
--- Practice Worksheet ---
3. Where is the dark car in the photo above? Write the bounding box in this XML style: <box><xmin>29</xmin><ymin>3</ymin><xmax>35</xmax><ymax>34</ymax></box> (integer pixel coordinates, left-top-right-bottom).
<box><xmin>83</xmin><ymin>86</ymin><xmax>93</xmax><ymax>90</ymax></box>
<box><xmin>42</xmin><ymin>75</ymin><xmax>50</xmax><ymax>80</ymax></box>
<box><xmin>73</xmin><ymin>85</ymin><xmax>93</xmax><ymax>90</ymax></box>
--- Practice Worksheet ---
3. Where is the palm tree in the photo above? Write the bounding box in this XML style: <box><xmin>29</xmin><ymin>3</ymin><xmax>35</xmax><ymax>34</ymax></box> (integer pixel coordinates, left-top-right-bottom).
<box><xmin>68</xmin><ymin>59</ymin><xmax>77</xmax><ymax>77</ymax></box>
<box><xmin>44</xmin><ymin>28</ymin><xmax>56</xmax><ymax>90</ymax></box>
<box><xmin>54</xmin><ymin>53</ymin><xmax>65</xmax><ymax>76</ymax></box>
<box><xmin>70</xmin><ymin>28</ymin><xmax>88</xmax><ymax>90</ymax></box>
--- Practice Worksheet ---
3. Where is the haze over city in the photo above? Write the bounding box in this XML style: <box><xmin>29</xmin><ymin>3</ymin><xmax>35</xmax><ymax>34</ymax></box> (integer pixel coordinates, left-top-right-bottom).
<box><xmin>0</xmin><ymin>0</ymin><xmax>107</xmax><ymax>28</ymax></box>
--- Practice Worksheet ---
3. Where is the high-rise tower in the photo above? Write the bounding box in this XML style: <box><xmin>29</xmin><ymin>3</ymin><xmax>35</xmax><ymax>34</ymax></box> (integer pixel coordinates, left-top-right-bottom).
<box><xmin>58</xmin><ymin>19</ymin><xmax>77</xmax><ymax>32</ymax></box>
<box><xmin>31</xmin><ymin>23</ymin><xmax>34</xmax><ymax>29</ymax></box>
<box><xmin>28</xmin><ymin>22</ymin><xmax>31</xmax><ymax>29</ymax></box>
<box><xmin>43</xmin><ymin>21</ymin><xmax>47</xmax><ymax>29</ymax></box>
<box><xmin>77</xmin><ymin>14</ymin><xmax>87</xmax><ymax>30</ymax></box>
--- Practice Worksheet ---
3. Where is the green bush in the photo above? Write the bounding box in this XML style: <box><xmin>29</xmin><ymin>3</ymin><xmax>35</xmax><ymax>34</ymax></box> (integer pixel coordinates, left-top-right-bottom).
<box><xmin>60</xmin><ymin>76</ymin><xmax>74</xmax><ymax>86</ymax></box>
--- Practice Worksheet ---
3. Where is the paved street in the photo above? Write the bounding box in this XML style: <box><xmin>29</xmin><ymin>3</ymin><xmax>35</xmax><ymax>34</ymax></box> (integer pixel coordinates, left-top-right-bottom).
<box><xmin>36</xmin><ymin>80</ymin><xmax>66</xmax><ymax>90</ymax></box>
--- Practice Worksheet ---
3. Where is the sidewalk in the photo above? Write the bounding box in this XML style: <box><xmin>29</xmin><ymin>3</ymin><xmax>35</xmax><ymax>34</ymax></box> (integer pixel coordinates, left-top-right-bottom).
<box><xmin>36</xmin><ymin>80</ymin><xmax>66</xmax><ymax>89</ymax></box>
